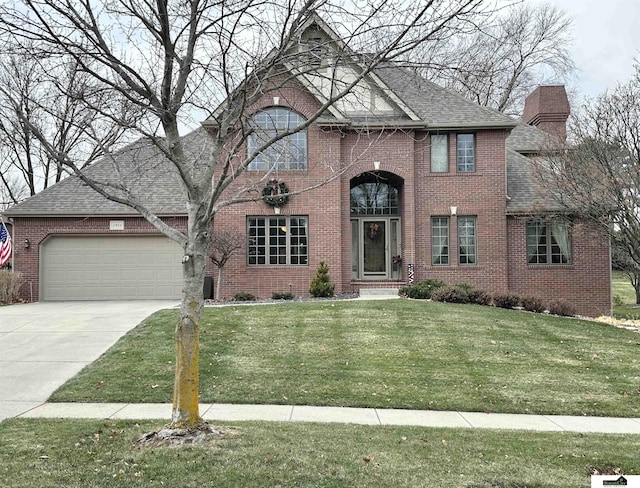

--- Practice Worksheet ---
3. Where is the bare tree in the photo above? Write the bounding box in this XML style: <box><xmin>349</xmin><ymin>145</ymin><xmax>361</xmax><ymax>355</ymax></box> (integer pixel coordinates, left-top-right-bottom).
<box><xmin>0</xmin><ymin>0</ymin><xmax>490</xmax><ymax>434</ymax></box>
<box><xmin>419</xmin><ymin>2</ymin><xmax>574</xmax><ymax>115</ymax></box>
<box><xmin>0</xmin><ymin>53</ymin><xmax>133</xmax><ymax>205</ymax></box>
<box><xmin>533</xmin><ymin>64</ymin><xmax>640</xmax><ymax>304</ymax></box>
<box><xmin>209</xmin><ymin>228</ymin><xmax>244</xmax><ymax>300</ymax></box>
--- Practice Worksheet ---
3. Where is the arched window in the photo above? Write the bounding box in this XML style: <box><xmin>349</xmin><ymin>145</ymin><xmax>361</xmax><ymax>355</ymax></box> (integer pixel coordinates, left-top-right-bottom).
<box><xmin>248</xmin><ymin>108</ymin><xmax>307</xmax><ymax>170</ymax></box>
<box><xmin>350</xmin><ymin>180</ymin><xmax>399</xmax><ymax>215</ymax></box>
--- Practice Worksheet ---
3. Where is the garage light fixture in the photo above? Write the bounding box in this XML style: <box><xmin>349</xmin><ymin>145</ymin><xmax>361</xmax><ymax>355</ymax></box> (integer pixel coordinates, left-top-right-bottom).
<box><xmin>24</xmin><ymin>238</ymin><xmax>30</xmax><ymax>249</ymax></box>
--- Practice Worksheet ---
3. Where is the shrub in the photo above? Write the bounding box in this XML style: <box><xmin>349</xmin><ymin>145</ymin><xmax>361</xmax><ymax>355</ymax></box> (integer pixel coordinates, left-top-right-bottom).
<box><xmin>399</xmin><ymin>279</ymin><xmax>446</xmax><ymax>299</ymax></box>
<box><xmin>613</xmin><ymin>295</ymin><xmax>625</xmax><ymax>307</ymax></box>
<box><xmin>466</xmin><ymin>288</ymin><xmax>492</xmax><ymax>306</ymax></box>
<box><xmin>521</xmin><ymin>295</ymin><xmax>546</xmax><ymax>313</ymax></box>
<box><xmin>454</xmin><ymin>282</ymin><xmax>474</xmax><ymax>293</ymax></box>
<box><xmin>492</xmin><ymin>292</ymin><xmax>521</xmax><ymax>309</ymax></box>
<box><xmin>0</xmin><ymin>270</ymin><xmax>24</xmax><ymax>304</ymax></box>
<box><xmin>309</xmin><ymin>261</ymin><xmax>335</xmax><ymax>298</ymax></box>
<box><xmin>234</xmin><ymin>291</ymin><xmax>256</xmax><ymax>301</ymax></box>
<box><xmin>430</xmin><ymin>285</ymin><xmax>470</xmax><ymax>304</ymax></box>
<box><xmin>272</xmin><ymin>292</ymin><xmax>294</xmax><ymax>300</ymax></box>
<box><xmin>548</xmin><ymin>299</ymin><xmax>576</xmax><ymax>317</ymax></box>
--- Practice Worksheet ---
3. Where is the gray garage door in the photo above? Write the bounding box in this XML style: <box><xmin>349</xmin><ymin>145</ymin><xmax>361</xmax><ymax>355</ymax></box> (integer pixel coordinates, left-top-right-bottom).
<box><xmin>41</xmin><ymin>236</ymin><xmax>183</xmax><ymax>300</ymax></box>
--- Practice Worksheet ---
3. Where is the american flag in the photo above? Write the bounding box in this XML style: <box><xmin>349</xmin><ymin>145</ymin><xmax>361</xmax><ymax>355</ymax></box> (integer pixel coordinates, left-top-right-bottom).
<box><xmin>0</xmin><ymin>220</ymin><xmax>12</xmax><ymax>268</ymax></box>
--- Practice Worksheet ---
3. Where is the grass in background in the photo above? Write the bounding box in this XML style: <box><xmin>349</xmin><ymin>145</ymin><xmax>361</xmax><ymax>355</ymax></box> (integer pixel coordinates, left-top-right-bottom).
<box><xmin>612</xmin><ymin>271</ymin><xmax>640</xmax><ymax>320</ymax></box>
<box><xmin>1</xmin><ymin>418</ymin><xmax>639</xmax><ymax>488</ymax></box>
<box><xmin>50</xmin><ymin>300</ymin><xmax>640</xmax><ymax>418</ymax></box>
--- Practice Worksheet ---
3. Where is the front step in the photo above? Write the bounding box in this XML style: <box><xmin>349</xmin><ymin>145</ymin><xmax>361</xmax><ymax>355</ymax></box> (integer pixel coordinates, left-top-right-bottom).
<box><xmin>358</xmin><ymin>288</ymin><xmax>400</xmax><ymax>297</ymax></box>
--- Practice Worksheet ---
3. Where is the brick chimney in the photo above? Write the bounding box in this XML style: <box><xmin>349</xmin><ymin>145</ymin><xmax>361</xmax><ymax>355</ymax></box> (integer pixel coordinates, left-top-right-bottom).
<box><xmin>522</xmin><ymin>85</ymin><xmax>570</xmax><ymax>142</ymax></box>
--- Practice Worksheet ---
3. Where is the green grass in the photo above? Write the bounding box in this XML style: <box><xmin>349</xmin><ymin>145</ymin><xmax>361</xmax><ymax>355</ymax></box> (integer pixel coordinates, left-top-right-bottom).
<box><xmin>50</xmin><ymin>300</ymin><xmax>640</xmax><ymax>418</ymax></box>
<box><xmin>1</xmin><ymin>418</ymin><xmax>639</xmax><ymax>488</ymax></box>
<box><xmin>612</xmin><ymin>271</ymin><xmax>640</xmax><ymax>320</ymax></box>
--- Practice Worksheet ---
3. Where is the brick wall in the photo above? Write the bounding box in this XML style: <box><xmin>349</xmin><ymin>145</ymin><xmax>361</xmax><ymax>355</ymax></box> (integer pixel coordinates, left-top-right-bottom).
<box><xmin>506</xmin><ymin>217</ymin><xmax>611</xmax><ymax>317</ymax></box>
<box><xmin>412</xmin><ymin>129</ymin><xmax>511</xmax><ymax>291</ymax></box>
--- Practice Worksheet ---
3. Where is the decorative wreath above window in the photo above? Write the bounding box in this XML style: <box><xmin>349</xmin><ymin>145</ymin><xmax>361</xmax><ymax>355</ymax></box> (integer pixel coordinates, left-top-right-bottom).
<box><xmin>262</xmin><ymin>179</ymin><xmax>290</xmax><ymax>208</ymax></box>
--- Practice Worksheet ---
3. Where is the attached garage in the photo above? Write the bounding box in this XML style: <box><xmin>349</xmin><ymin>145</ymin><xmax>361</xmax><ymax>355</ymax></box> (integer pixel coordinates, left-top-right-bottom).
<box><xmin>40</xmin><ymin>235</ymin><xmax>183</xmax><ymax>300</ymax></box>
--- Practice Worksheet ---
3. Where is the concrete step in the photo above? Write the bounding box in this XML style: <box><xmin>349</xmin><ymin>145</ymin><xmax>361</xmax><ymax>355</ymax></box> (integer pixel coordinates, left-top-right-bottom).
<box><xmin>358</xmin><ymin>288</ymin><xmax>400</xmax><ymax>297</ymax></box>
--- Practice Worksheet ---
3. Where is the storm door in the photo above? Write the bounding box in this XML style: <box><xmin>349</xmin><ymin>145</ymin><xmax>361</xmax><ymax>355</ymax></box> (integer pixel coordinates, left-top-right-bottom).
<box><xmin>363</xmin><ymin>220</ymin><xmax>386</xmax><ymax>276</ymax></box>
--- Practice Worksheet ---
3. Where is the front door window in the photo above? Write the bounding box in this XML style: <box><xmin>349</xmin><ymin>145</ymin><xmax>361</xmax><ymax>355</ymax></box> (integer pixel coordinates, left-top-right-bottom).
<box><xmin>364</xmin><ymin>220</ymin><xmax>386</xmax><ymax>275</ymax></box>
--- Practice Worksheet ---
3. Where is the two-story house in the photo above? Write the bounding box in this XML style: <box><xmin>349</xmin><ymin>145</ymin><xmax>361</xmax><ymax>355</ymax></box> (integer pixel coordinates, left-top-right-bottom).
<box><xmin>3</xmin><ymin>16</ymin><xmax>611</xmax><ymax>316</ymax></box>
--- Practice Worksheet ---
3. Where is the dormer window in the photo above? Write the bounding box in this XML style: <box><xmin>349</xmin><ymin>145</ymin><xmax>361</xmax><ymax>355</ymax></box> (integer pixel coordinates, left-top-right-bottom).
<box><xmin>248</xmin><ymin>108</ymin><xmax>307</xmax><ymax>171</ymax></box>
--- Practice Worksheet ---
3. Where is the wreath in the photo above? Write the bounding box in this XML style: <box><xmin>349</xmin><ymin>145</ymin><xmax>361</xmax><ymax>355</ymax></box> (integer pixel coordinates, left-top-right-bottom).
<box><xmin>262</xmin><ymin>179</ymin><xmax>290</xmax><ymax>208</ymax></box>
<box><xmin>368</xmin><ymin>223</ymin><xmax>380</xmax><ymax>240</ymax></box>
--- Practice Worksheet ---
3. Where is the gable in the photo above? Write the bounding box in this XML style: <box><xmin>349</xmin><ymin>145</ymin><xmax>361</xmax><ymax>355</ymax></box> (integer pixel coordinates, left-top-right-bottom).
<box><xmin>284</xmin><ymin>20</ymin><xmax>416</xmax><ymax>121</ymax></box>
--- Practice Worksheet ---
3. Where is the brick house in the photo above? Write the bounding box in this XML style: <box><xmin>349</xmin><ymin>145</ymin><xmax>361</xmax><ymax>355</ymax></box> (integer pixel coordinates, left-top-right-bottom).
<box><xmin>3</xmin><ymin>20</ymin><xmax>611</xmax><ymax>316</ymax></box>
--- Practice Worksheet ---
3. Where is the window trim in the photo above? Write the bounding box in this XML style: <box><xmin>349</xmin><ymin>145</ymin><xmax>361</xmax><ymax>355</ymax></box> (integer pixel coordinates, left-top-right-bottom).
<box><xmin>526</xmin><ymin>220</ymin><xmax>572</xmax><ymax>265</ymax></box>
<box><xmin>456</xmin><ymin>133</ymin><xmax>475</xmax><ymax>173</ymax></box>
<box><xmin>430</xmin><ymin>134</ymin><xmax>449</xmax><ymax>173</ymax></box>
<box><xmin>247</xmin><ymin>107</ymin><xmax>308</xmax><ymax>171</ymax></box>
<box><xmin>457</xmin><ymin>215</ymin><xmax>477</xmax><ymax>265</ymax></box>
<box><xmin>350</xmin><ymin>181</ymin><xmax>399</xmax><ymax>215</ymax></box>
<box><xmin>431</xmin><ymin>216</ymin><xmax>450</xmax><ymax>265</ymax></box>
<box><xmin>247</xmin><ymin>215</ymin><xmax>309</xmax><ymax>266</ymax></box>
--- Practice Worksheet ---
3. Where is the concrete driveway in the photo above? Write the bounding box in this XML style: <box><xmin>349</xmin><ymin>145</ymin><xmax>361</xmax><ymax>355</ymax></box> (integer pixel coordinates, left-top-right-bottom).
<box><xmin>0</xmin><ymin>300</ymin><xmax>176</xmax><ymax>422</ymax></box>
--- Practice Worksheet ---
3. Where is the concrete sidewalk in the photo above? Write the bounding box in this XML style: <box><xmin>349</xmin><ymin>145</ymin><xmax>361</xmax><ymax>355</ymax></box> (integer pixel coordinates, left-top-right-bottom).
<box><xmin>14</xmin><ymin>402</ymin><xmax>640</xmax><ymax>434</ymax></box>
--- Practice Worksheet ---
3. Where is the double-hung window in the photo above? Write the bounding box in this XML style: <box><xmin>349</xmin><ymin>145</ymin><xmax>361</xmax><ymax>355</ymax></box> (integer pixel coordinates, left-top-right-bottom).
<box><xmin>456</xmin><ymin>134</ymin><xmax>475</xmax><ymax>172</ymax></box>
<box><xmin>247</xmin><ymin>216</ymin><xmax>308</xmax><ymax>265</ymax></box>
<box><xmin>458</xmin><ymin>216</ymin><xmax>477</xmax><ymax>265</ymax></box>
<box><xmin>526</xmin><ymin>220</ymin><xmax>571</xmax><ymax>264</ymax></box>
<box><xmin>248</xmin><ymin>108</ymin><xmax>307</xmax><ymax>171</ymax></box>
<box><xmin>431</xmin><ymin>217</ymin><xmax>449</xmax><ymax>265</ymax></box>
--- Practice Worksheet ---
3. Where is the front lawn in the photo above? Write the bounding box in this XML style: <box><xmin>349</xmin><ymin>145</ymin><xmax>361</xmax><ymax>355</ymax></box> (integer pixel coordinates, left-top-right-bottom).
<box><xmin>50</xmin><ymin>300</ymin><xmax>640</xmax><ymax>417</ymax></box>
<box><xmin>1</xmin><ymin>418</ymin><xmax>639</xmax><ymax>488</ymax></box>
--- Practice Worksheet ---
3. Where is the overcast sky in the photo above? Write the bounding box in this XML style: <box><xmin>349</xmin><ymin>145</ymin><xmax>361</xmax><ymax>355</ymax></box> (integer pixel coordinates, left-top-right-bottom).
<box><xmin>529</xmin><ymin>0</ymin><xmax>640</xmax><ymax>99</ymax></box>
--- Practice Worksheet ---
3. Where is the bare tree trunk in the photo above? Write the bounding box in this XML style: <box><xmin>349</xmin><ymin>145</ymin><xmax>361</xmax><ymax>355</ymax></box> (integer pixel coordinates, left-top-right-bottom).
<box><xmin>171</xmin><ymin>215</ymin><xmax>209</xmax><ymax>428</ymax></box>
<box><xmin>632</xmin><ymin>273</ymin><xmax>640</xmax><ymax>305</ymax></box>
<box><xmin>216</xmin><ymin>266</ymin><xmax>223</xmax><ymax>301</ymax></box>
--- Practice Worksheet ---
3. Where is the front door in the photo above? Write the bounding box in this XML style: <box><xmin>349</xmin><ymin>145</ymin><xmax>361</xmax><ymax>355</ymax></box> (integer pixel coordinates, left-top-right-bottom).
<box><xmin>351</xmin><ymin>217</ymin><xmax>401</xmax><ymax>280</ymax></box>
<box><xmin>363</xmin><ymin>220</ymin><xmax>387</xmax><ymax>277</ymax></box>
